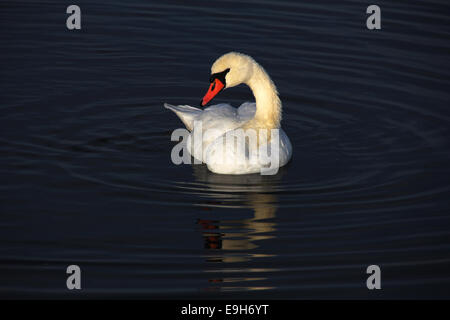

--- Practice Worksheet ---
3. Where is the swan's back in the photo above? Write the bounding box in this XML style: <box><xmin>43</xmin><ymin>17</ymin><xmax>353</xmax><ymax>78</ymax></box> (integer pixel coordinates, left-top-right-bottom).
<box><xmin>165</xmin><ymin>102</ymin><xmax>254</xmax><ymax>132</ymax></box>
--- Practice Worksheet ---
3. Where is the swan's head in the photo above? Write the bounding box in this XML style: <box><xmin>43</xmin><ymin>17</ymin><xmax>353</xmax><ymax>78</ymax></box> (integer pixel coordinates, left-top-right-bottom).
<box><xmin>201</xmin><ymin>52</ymin><xmax>255</xmax><ymax>107</ymax></box>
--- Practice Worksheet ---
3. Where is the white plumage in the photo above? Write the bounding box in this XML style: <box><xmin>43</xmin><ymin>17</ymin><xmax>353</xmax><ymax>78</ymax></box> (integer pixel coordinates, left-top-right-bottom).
<box><xmin>165</xmin><ymin>52</ymin><xmax>292</xmax><ymax>175</ymax></box>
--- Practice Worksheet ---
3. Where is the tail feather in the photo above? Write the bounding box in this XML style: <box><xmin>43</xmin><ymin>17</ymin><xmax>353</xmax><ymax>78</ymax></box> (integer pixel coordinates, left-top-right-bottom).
<box><xmin>164</xmin><ymin>103</ymin><xmax>202</xmax><ymax>131</ymax></box>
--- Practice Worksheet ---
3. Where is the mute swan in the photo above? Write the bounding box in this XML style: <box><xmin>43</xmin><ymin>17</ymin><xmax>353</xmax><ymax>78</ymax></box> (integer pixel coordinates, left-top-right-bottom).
<box><xmin>165</xmin><ymin>52</ymin><xmax>292</xmax><ymax>175</ymax></box>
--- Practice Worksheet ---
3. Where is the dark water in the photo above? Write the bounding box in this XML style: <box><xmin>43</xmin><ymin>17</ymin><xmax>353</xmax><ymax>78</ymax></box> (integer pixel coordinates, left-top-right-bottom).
<box><xmin>1</xmin><ymin>0</ymin><xmax>450</xmax><ymax>299</ymax></box>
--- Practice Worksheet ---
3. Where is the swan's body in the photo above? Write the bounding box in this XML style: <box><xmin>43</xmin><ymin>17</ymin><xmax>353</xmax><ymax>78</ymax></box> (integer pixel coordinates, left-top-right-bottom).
<box><xmin>165</xmin><ymin>52</ymin><xmax>292</xmax><ymax>175</ymax></box>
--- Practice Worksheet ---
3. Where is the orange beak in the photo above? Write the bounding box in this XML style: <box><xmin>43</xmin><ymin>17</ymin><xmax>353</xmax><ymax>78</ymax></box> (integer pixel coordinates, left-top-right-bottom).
<box><xmin>201</xmin><ymin>78</ymin><xmax>225</xmax><ymax>107</ymax></box>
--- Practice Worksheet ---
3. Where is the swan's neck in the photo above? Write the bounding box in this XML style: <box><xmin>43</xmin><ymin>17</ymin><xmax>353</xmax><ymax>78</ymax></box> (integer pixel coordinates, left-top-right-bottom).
<box><xmin>245</xmin><ymin>63</ymin><xmax>282</xmax><ymax>130</ymax></box>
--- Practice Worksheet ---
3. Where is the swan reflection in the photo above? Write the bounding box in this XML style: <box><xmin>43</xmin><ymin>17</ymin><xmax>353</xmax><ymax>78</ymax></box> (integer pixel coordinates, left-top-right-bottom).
<box><xmin>191</xmin><ymin>165</ymin><xmax>285</xmax><ymax>291</ymax></box>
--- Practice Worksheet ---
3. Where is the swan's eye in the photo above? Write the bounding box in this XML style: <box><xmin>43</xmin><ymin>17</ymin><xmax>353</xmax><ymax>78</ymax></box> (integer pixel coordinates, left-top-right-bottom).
<box><xmin>210</xmin><ymin>68</ymin><xmax>230</xmax><ymax>85</ymax></box>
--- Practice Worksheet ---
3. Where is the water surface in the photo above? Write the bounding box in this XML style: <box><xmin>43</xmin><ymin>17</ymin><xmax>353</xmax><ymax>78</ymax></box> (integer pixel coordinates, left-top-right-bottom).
<box><xmin>1</xmin><ymin>0</ymin><xmax>450</xmax><ymax>298</ymax></box>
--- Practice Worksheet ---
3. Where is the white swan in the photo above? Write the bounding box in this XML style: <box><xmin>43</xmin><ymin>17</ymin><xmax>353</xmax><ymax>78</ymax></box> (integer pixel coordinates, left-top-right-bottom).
<box><xmin>165</xmin><ymin>52</ymin><xmax>292</xmax><ymax>175</ymax></box>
